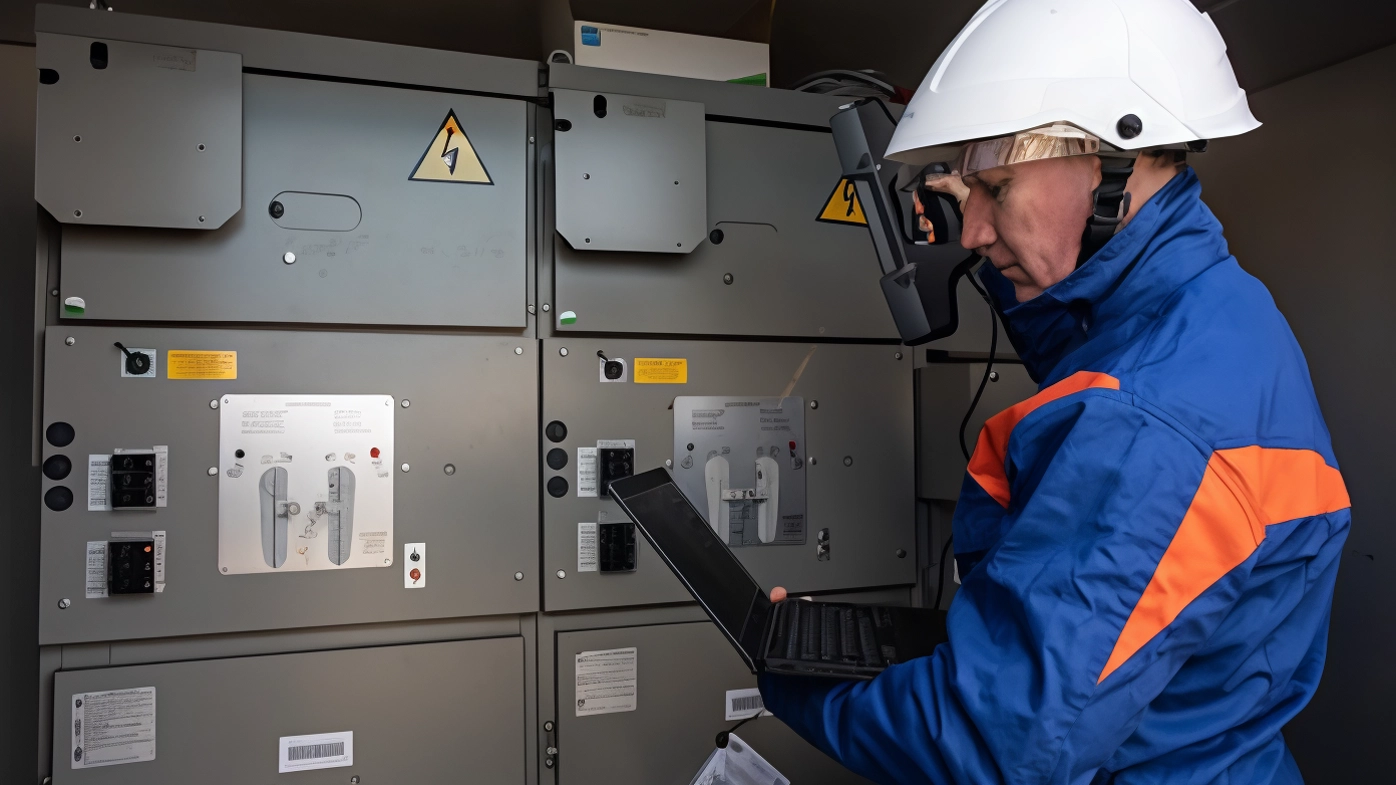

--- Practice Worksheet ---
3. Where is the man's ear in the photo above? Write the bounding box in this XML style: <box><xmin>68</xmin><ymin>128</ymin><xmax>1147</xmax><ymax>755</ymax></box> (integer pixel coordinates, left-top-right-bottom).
<box><xmin>1088</xmin><ymin>154</ymin><xmax>1104</xmax><ymax>192</ymax></box>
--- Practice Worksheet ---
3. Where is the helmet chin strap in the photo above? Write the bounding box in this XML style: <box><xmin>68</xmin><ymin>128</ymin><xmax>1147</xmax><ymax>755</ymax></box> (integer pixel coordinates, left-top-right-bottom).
<box><xmin>1077</xmin><ymin>157</ymin><xmax>1135</xmax><ymax>267</ymax></box>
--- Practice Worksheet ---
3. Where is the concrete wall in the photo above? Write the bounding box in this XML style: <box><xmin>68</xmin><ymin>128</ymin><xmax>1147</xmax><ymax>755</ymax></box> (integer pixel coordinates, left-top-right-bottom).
<box><xmin>1190</xmin><ymin>42</ymin><xmax>1396</xmax><ymax>782</ymax></box>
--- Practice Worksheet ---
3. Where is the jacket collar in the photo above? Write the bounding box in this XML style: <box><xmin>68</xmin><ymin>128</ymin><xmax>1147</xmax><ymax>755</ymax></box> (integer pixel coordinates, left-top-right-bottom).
<box><xmin>980</xmin><ymin>168</ymin><xmax>1231</xmax><ymax>384</ymax></box>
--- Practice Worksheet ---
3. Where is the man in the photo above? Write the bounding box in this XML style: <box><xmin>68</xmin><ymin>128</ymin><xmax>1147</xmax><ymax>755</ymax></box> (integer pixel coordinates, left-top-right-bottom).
<box><xmin>758</xmin><ymin>1</ymin><xmax>1350</xmax><ymax>783</ymax></box>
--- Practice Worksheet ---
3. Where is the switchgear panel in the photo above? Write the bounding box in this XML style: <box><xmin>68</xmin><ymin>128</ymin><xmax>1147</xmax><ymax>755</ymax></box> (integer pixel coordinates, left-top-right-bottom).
<box><xmin>542</xmin><ymin>338</ymin><xmax>915</xmax><ymax>612</ymax></box>
<box><xmin>39</xmin><ymin>327</ymin><xmax>539</xmax><ymax>644</ymax></box>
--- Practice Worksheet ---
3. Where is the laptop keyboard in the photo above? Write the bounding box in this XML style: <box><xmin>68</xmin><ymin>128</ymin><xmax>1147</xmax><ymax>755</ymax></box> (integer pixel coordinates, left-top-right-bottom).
<box><xmin>769</xmin><ymin>602</ymin><xmax>893</xmax><ymax>668</ymax></box>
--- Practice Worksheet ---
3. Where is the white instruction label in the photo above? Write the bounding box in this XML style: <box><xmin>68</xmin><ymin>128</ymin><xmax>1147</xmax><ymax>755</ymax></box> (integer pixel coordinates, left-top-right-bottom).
<box><xmin>576</xmin><ymin>447</ymin><xmax>599</xmax><ymax>497</ymax></box>
<box><xmin>279</xmin><ymin>730</ymin><xmax>353</xmax><ymax>773</ymax></box>
<box><xmin>85</xmin><ymin>541</ymin><xmax>107</xmax><ymax>599</ymax></box>
<box><xmin>575</xmin><ymin>647</ymin><xmax>637</xmax><ymax>717</ymax></box>
<box><xmin>71</xmin><ymin>686</ymin><xmax>156</xmax><ymax>769</ymax></box>
<box><xmin>87</xmin><ymin>455</ymin><xmax>111</xmax><ymax>511</ymax></box>
<box><xmin>152</xmin><ymin>530</ymin><xmax>166</xmax><ymax>592</ymax></box>
<box><xmin>578</xmin><ymin>522</ymin><xmax>598</xmax><ymax>572</ymax></box>
<box><xmin>724</xmin><ymin>688</ymin><xmax>772</xmax><ymax>721</ymax></box>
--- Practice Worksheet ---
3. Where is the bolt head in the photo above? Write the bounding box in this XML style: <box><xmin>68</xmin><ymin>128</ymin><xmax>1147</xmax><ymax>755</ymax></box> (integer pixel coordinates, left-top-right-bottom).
<box><xmin>989</xmin><ymin>371</ymin><xmax>1000</xmax><ymax>382</ymax></box>
<box><xmin>542</xmin><ymin>303</ymin><xmax>551</xmax><ymax>312</ymax></box>
<box><xmin>58</xmin><ymin>598</ymin><xmax>71</xmax><ymax>609</ymax></box>
<box><xmin>401</xmin><ymin>399</ymin><xmax>410</xmax><ymax>408</ymax></box>
<box><xmin>894</xmin><ymin>352</ymin><xmax>903</xmax><ymax>360</ymax></box>
<box><xmin>283</xmin><ymin>252</ymin><xmax>296</xmax><ymax>264</ymax></box>
<box><xmin>210</xmin><ymin>399</ymin><xmax>219</xmax><ymax>409</ymax></box>
<box><xmin>528</xmin><ymin>304</ymin><xmax>536</xmax><ymax>314</ymax></box>
<box><xmin>545</xmin><ymin>759</ymin><xmax>555</xmax><ymax>768</ymax></box>
<box><xmin>207</xmin><ymin>467</ymin><xmax>217</xmax><ymax>476</ymax></box>
<box><xmin>400</xmin><ymin>463</ymin><xmax>410</xmax><ymax>472</ymax></box>
<box><xmin>514</xmin><ymin>347</ymin><xmax>524</xmax><ymax>355</ymax></box>
<box><xmin>723</xmin><ymin>273</ymin><xmax>734</xmax><ymax>285</ymax></box>
<box><xmin>64</xmin><ymin>336</ymin><xmax>75</xmax><ymax>346</ymax></box>
<box><xmin>444</xmin><ymin>464</ymin><xmax>455</xmax><ymax>475</ymax></box>
<box><xmin>560</xmin><ymin>347</ymin><xmax>569</xmax><ymax>357</ymax></box>
<box><xmin>809</xmin><ymin>400</ymin><xmax>818</xmax><ymax>409</ymax></box>
<box><xmin>809</xmin><ymin>456</ymin><xmax>818</xmax><ymax>465</ymax></box>
<box><xmin>843</xmin><ymin>456</ymin><xmax>853</xmax><ymax>467</ymax></box>
<box><xmin>544</xmin><ymin>721</ymin><xmax>555</xmax><ymax>732</ymax></box>
<box><xmin>556</xmin><ymin>569</ymin><xmax>566</xmax><ymax>579</ymax></box>
<box><xmin>50</xmin><ymin>288</ymin><xmax>58</xmax><ymax>296</ymax></box>
<box><xmin>896</xmin><ymin>548</ymin><xmax>907</xmax><ymax>559</ymax></box>
<box><xmin>665</xmin><ymin>459</ymin><xmax>673</xmax><ymax>468</ymax></box>
<box><xmin>514</xmin><ymin>571</ymin><xmax>524</xmax><ymax>581</ymax></box>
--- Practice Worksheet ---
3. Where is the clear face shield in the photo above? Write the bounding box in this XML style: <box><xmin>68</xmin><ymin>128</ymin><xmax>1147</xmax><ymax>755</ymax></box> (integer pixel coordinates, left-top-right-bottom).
<box><xmin>911</xmin><ymin>123</ymin><xmax>1113</xmax><ymax>231</ymax></box>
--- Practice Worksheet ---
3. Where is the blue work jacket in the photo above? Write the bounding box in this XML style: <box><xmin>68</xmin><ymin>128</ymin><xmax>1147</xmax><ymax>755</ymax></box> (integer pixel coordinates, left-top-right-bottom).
<box><xmin>759</xmin><ymin>169</ymin><xmax>1350</xmax><ymax>784</ymax></box>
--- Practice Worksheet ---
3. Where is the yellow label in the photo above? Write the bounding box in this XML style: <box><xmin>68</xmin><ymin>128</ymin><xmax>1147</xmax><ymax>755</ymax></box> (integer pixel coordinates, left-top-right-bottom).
<box><xmin>633</xmin><ymin>358</ymin><xmax>688</xmax><ymax>384</ymax></box>
<box><xmin>816</xmin><ymin>178</ymin><xmax>867</xmax><ymax>226</ymax></box>
<box><xmin>409</xmin><ymin>109</ymin><xmax>493</xmax><ymax>185</ymax></box>
<box><xmin>167</xmin><ymin>350</ymin><xmax>237</xmax><ymax>380</ymax></box>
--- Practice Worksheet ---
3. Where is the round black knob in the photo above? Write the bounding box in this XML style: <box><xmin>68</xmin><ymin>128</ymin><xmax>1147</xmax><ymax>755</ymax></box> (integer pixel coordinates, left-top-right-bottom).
<box><xmin>1117</xmin><ymin>114</ymin><xmax>1143</xmax><ymax>140</ymax></box>
<box><xmin>43</xmin><ymin>454</ymin><xmax>72</xmax><ymax>480</ymax></box>
<box><xmin>125</xmin><ymin>351</ymin><xmax>150</xmax><ymax>375</ymax></box>
<box><xmin>545</xmin><ymin>420</ymin><xmax>568</xmax><ymax>443</ymax></box>
<box><xmin>547</xmin><ymin>476</ymin><xmax>569</xmax><ymax>498</ymax></box>
<box><xmin>44</xmin><ymin>486</ymin><xmax>74</xmax><ymax>511</ymax></box>
<box><xmin>709</xmin><ymin>229</ymin><xmax>724</xmax><ymax>245</ymax></box>
<box><xmin>546</xmin><ymin>448</ymin><xmax>568</xmax><ymax>470</ymax></box>
<box><xmin>268</xmin><ymin>200</ymin><xmax>285</xmax><ymax>219</ymax></box>
<box><xmin>46</xmin><ymin>421</ymin><xmax>75</xmax><ymax>448</ymax></box>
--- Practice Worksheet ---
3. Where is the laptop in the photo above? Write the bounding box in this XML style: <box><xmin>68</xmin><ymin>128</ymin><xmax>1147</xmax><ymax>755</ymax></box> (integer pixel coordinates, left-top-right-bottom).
<box><xmin>609</xmin><ymin>468</ymin><xmax>948</xmax><ymax>679</ymax></box>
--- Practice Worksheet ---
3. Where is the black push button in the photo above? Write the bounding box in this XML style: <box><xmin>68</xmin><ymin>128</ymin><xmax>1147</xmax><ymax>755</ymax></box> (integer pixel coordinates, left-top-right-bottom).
<box><xmin>46</xmin><ymin>422</ymin><xmax>75</xmax><ymax>448</ymax></box>
<box><xmin>43</xmin><ymin>454</ymin><xmax>72</xmax><ymax>481</ymax></box>
<box><xmin>44</xmin><ymin>486</ymin><xmax>74</xmax><ymax>512</ymax></box>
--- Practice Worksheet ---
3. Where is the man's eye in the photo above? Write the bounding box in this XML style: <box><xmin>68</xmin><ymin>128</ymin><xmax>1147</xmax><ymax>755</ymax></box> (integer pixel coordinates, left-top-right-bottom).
<box><xmin>989</xmin><ymin>185</ymin><xmax>1005</xmax><ymax>201</ymax></box>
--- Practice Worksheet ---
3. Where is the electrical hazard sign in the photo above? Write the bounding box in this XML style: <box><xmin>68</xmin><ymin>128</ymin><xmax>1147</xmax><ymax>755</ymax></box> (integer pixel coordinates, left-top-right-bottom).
<box><xmin>816</xmin><ymin>178</ymin><xmax>867</xmax><ymax>226</ymax></box>
<box><xmin>409</xmin><ymin>110</ymin><xmax>493</xmax><ymax>185</ymax></box>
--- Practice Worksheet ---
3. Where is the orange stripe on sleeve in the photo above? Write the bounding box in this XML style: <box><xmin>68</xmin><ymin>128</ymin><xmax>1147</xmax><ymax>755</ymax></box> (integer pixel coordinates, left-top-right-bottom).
<box><xmin>966</xmin><ymin>371</ymin><xmax>1120</xmax><ymax>507</ymax></box>
<box><xmin>1097</xmin><ymin>447</ymin><xmax>1349</xmax><ymax>683</ymax></box>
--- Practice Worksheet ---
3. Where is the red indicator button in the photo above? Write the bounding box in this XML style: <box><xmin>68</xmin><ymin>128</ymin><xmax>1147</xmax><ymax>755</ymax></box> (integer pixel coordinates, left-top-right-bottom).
<box><xmin>370</xmin><ymin>447</ymin><xmax>381</xmax><ymax>458</ymax></box>
<box><xmin>788</xmin><ymin>441</ymin><xmax>797</xmax><ymax>452</ymax></box>
<box><xmin>409</xmin><ymin>568</ymin><xmax>421</xmax><ymax>583</ymax></box>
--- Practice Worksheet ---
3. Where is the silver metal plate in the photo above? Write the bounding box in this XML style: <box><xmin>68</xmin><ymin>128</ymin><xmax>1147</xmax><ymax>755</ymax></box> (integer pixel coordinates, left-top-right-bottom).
<box><xmin>35</xmin><ymin>33</ymin><xmax>242</xmax><ymax>230</ymax></box>
<box><xmin>553</xmin><ymin>88</ymin><xmax>707</xmax><ymax>254</ymax></box>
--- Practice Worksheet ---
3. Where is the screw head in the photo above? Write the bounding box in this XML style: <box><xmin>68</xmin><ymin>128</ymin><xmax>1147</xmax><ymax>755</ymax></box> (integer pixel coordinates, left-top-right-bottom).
<box><xmin>400</xmin><ymin>463</ymin><xmax>410</xmax><ymax>472</ymax></box>
<box><xmin>444</xmin><ymin>463</ymin><xmax>455</xmax><ymax>475</ymax></box>
<box><xmin>544</xmin><ymin>721</ymin><xmax>555</xmax><ymax>732</ymax></box>
<box><xmin>207</xmin><ymin>467</ymin><xmax>217</xmax><ymax>476</ymax></box>
<box><xmin>896</xmin><ymin>548</ymin><xmax>907</xmax><ymax>558</ymax></box>
<box><xmin>528</xmin><ymin>304</ymin><xmax>536</xmax><ymax>314</ymax></box>
<box><xmin>210</xmin><ymin>399</ymin><xmax>219</xmax><ymax>409</ymax></box>
<box><xmin>269</xmin><ymin>200</ymin><xmax>284</xmax><ymax>219</ymax></box>
<box><xmin>556</xmin><ymin>569</ymin><xmax>566</xmax><ymax>579</ymax></box>
<box><xmin>843</xmin><ymin>456</ymin><xmax>853</xmax><ymax>467</ymax></box>
<box><xmin>529</xmin><ymin>136</ymin><xmax>535</xmax><ymax>144</ymax></box>
<box><xmin>723</xmin><ymin>273</ymin><xmax>734</xmax><ymax>285</ymax></box>
<box><xmin>401</xmin><ymin>399</ymin><xmax>410</xmax><ymax>408</ymax></box>
<box><xmin>64</xmin><ymin>336</ymin><xmax>75</xmax><ymax>346</ymax></box>
<box><xmin>514</xmin><ymin>347</ymin><xmax>524</xmax><ymax>355</ymax></box>
<box><xmin>894</xmin><ymin>352</ymin><xmax>903</xmax><ymax>360</ymax></box>
<box><xmin>50</xmin><ymin>288</ymin><xmax>58</xmax><ymax>296</ymax></box>
<box><xmin>514</xmin><ymin>571</ymin><xmax>524</xmax><ymax>581</ymax></box>
<box><xmin>545</xmin><ymin>759</ymin><xmax>555</xmax><ymax>768</ymax></box>
<box><xmin>547</xmin><ymin>746</ymin><xmax>559</xmax><ymax>755</ymax></box>
<box><xmin>351</xmin><ymin>777</ymin><xmax>360</xmax><ymax>784</ymax></box>
<box><xmin>559</xmin><ymin>347</ymin><xmax>569</xmax><ymax>357</ymax></box>
<box><xmin>989</xmin><ymin>371</ymin><xmax>1000</xmax><ymax>382</ymax></box>
<box><xmin>58</xmin><ymin>598</ymin><xmax>71</xmax><ymax>609</ymax></box>
<box><xmin>542</xmin><ymin>303</ymin><xmax>551</xmax><ymax>312</ymax></box>
<box><xmin>583</xmin><ymin>173</ymin><xmax>590</xmax><ymax>179</ymax></box>
<box><xmin>283</xmin><ymin>252</ymin><xmax>296</xmax><ymax>264</ymax></box>
<box><xmin>809</xmin><ymin>456</ymin><xmax>818</xmax><ymax>466</ymax></box>
<box><xmin>198</xmin><ymin>215</ymin><xmax>206</xmax><ymax>223</ymax></box>
<box><xmin>809</xmin><ymin>400</ymin><xmax>818</xmax><ymax>409</ymax></box>
<box><xmin>665</xmin><ymin>459</ymin><xmax>673</xmax><ymax>468</ymax></box>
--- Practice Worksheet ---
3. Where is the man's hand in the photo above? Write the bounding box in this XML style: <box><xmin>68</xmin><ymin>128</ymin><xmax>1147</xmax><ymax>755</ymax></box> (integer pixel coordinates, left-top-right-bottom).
<box><xmin>770</xmin><ymin>587</ymin><xmax>788</xmax><ymax>602</ymax></box>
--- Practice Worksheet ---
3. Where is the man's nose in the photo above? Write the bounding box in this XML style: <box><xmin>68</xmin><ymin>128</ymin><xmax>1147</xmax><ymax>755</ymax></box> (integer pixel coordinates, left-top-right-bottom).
<box><xmin>959</xmin><ymin>191</ymin><xmax>996</xmax><ymax>252</ymax></box>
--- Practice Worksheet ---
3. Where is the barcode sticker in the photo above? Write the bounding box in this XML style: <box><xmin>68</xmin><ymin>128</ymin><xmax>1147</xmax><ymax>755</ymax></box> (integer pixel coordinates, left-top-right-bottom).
<box><xmin>279</xmin><ymin>731</ymin><xmax>353</xmax><ymax>773</ymax></box>
<box><xmin>724</xmin><ymin>688</ymin><xmax>772</xmax><ymax>721</ymax></box>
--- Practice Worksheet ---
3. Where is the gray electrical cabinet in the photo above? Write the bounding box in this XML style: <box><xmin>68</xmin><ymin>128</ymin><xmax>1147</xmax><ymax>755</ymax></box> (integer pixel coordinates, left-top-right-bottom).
<box><xmin>541</xmin><ymin>338</ymin><xmax>916</xmax><ymax>612</ymax></box>
<box><xmin>39</xmin><ymin>327</ymin><xmax>539</xmax><ymax>644</ymax></box>
<box><xmin>542</xmin><ymin>611</ymin><xmax>873</xmax><ymax>785</ymax></box>
<box><xmin>52</xmin><ymin>638</ymin><xmax>526</xmax><ymax>784</ymax></box>
<box><xmin>546</xmin><ymin>64</ymin><xmax>898</xmax><ymax>340</ymax></box>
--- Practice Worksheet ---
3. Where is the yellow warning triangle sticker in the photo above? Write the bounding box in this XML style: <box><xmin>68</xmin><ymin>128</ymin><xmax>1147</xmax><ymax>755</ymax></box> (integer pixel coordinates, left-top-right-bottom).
<box><xmin>409</xmin><ymin>110</ymin><xmax>493</xmax><ymax>185</ymax></box>
<box><xmin>816</xmin><ymin>178</ymin><xmax>867</xmax><ymax>225</ymax></box>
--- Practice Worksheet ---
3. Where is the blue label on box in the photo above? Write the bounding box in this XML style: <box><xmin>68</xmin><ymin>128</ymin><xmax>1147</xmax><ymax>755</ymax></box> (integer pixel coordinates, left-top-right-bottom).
<box><xmin>581</xmin><ymin>25</ymin><xmax>600</xmax><ymax>46</ymax></box>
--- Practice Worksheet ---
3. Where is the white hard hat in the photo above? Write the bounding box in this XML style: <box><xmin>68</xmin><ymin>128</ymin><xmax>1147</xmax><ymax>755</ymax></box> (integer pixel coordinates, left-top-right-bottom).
<box><xmin>886</xmin><ymin>0</ymin><xmax>1260</xmax><ymax>166</ymax></box>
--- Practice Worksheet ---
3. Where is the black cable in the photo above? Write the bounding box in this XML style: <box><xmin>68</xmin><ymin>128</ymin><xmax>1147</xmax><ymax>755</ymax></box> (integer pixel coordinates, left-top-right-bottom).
<box><xmin>715</xmin><ymin>711</ymin><xmax>763</xmax><ymax>749</ymax></box>
<box><xmin>937</xmin><ymin>266</ymin><xmax>1000</xmax><ymax>609</ymax></box>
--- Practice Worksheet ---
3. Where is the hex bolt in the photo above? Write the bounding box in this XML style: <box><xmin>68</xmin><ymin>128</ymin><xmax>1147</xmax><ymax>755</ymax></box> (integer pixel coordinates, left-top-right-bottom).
<box><xmin>514</xmin><ymin>571</ymin><xmax>524</xmax><ymax>581</ymax></box>
<box><xmin>64</xmin><ymin>336</ymin><xmax>75</xmax><ymax>346</ymax></box>
<box><xmin>209</xmin><ymin>399</ymin><xmax>219</xmax><ymax>409</ymax></box>
<box><xmin>723</xmin><ymin>273</ymin><xmax>734</xmax><ymax>285</ymax></box>
<box><xmin>58</xmin><ymin>598</ymin><xmax>71</xmax><ymax>609</ymax></box>
<box><xmin>207</xmin><ymin>467</ymin><xmax>218</xmax><ymax>476</ymax></box>
<box><xmin>895</xmin><ymin>352</ymin><xmax>904</xmax><ymax>360</ymax></box>
<box><xmin>560</xmin><ymin>347</ymin><xmax>569</xmax><ymax>357</ymax></box>
<box><xmin>401</xmin><ymin>399</ymin><xmax>411</xmax><ymax>408</ymax></box>
<box><xmin>514</xmin><ymin>347</ymin><xmax>524</xmax><ymax>355</ymax></box>
<box><xmin>989</xmin><ymin>371</ymin><xmax>1000</xmax><ymax>382</ymax></box>
<box><xmin>809</xmin><ymin>400</ymin><xmax>819</xmax><ymax>410</ymax></box>
<box><xmin>401</xmin><ymin>463</ymin><xmax>410</xmax><ymax>473</ymax></box>
<box><xmin>528</xmin><ymin>304</ymin><xmax>536</xmax><ymax>314</ymax></box>
<box><xmin>283</xmin><ymin>252</ymin><xmax>296</xmax><ymax>264</ymax></box>
<box><xmin>444</xmin><ymin>464</ymin><xmax>456</xmax><ymax>475</ymax></box>
<box><xmin>542</xmin><ymin>304</ymin><xmax>551</xmax><ymax>312</ymax></box>
<box><xmin>556</xmin><ymin>569</ymin><xmax>566</xmax><ymax>579</ymax></box>
<box><xmin>544</xmin><ymin>721</ymin><xmax>555</xmax><ymax>732</ymax></box>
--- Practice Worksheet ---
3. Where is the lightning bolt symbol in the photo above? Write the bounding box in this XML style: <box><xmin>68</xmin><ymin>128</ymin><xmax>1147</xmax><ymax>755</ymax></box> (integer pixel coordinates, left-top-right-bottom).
<box><xmin>440</xmin><ymin>122</ymin><xmax>460</xmax><ymax>176</ymax></box>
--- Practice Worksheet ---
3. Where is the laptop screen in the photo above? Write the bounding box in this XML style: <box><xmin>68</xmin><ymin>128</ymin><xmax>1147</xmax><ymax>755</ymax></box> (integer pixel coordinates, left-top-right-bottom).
<box><xmin>610</xmin><ymin>469</ymin><xmax>769</xmax><ymax>658</ymax></box>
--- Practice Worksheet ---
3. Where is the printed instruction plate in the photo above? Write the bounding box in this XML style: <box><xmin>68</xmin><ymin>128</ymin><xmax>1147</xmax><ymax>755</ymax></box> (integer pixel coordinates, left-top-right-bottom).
<box><xmin>218</xmin><ymin>394</ymin><xmax>394</xmax><ymax>574</ymax></box>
